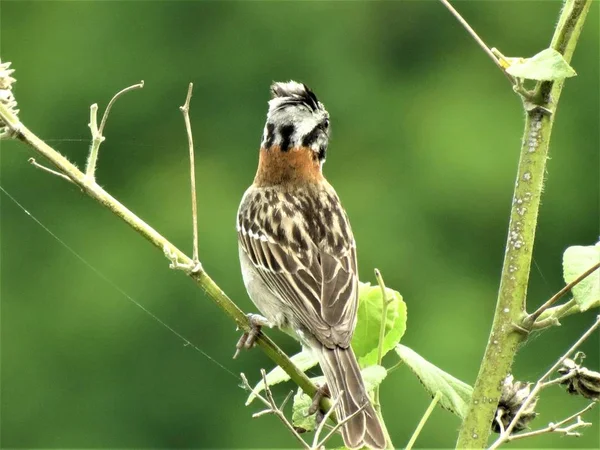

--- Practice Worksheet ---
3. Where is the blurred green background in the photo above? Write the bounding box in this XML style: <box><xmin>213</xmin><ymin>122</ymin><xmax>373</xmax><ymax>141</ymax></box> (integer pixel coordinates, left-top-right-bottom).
<box><xmin>1</xmin><ymin>1</ymin><xmax>598</xmax><ymax>448</ymax></box>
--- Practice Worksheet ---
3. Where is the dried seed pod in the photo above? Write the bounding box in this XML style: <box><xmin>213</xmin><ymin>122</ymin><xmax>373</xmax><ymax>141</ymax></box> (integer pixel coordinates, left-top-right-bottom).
<box><xmin>0</xmin><ymin>59</ymin><xmax>18</xmax><ymax>139</ymax></box>
<box><xmin>558</xmin><ymin>352</ymin><xmax>600</xmax><ymax>400</ymax></box>
<box><xmin>492</xmin><ymin>374</ymin><xmax>538</xmax><ymax>434</ymax></box>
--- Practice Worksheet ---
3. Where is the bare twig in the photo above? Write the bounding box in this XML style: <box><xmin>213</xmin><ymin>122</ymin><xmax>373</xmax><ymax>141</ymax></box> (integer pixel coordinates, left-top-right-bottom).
<box><xmin>311</xmin><ymin>390</ymin><xmax>343</xmax><ymax>448</ymax></box>
<box><xmin>439</xmin><ymin>0</ymin><xmax>513</xmax><ymax>83</ymax></box>
<box><xmin>489</xmin><ymin>315</ymin><xmax>600</xmax><ymax>449</ymax></box>
<box><xmin>0</xmin><ymin>82</ymin><xmax>323</xmax><ymax>412</ymax></box>
<box><xmin>494</xmin><ymin>409</ymin><xmax>506</xmax><ymax>436</ymax></box>
<box><xmin>240</xmin><ymin>371</ymin><xmax>310</xmax><ymax>449</ymax></box>
<box><xmin>98</xmin><ymin>81</ymin><xmax>145</xmax><ymax>135</ymax></box>
<box><xmin>179</xmin><ymin>82</ymin><xmax>200</xmax><ymax>268</ymax></box>
<box><xmin>85</xmin><ymin>80</ymin><xmax>144</xmax><ymax>180</ymax></box>
<box><xmin>313</xmin><ymin>400</ymin><xmax>368</xmax><ymax>450</ymax></box>
<box><xmin>505</xmin><ymin>402</ymin><xmax>595</xmax><ymax>442</ymax></box>
<box><xmin>28</xmin><ymin>157</ymin><xmax>73</xmax><ymax>183</ymax></box>
<box><xmin>405</xmin><ymin>391</ymin><xmax>441</xmax><ymax>450</ymax></box>
<box><xmin>525</xmin><ymin>262</ymin><xmax>600</xmax><ymax>327</ymax></box>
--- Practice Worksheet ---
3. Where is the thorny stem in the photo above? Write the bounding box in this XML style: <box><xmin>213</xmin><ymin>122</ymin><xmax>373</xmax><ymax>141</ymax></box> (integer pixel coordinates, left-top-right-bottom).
<box><xmin>525</xmin><ymin>261</ymin><xmax>600</xmax><ymax>326</ymax></box>
<box><xmin>456</xmin><ymin>1</ymin><xmax>593</xmax><ymax>448</ymax></box>
<box><xmin>0</xmin><ymin>91</ymin><xmax>325</xmax><ymax>412</ymax></box>
<box><xmin>179</xmin><ymin>82</ymin><xmax>200</xmax><ymax>265</ymax></box>
<box><xmin>488</xmin><ymin>314</ymin><xmax>600</xmax><ymax>450</ymax></box>
<box><xmin>405</xmin><ymin>391</ymin><xmax>441</xmax><ymax>450</ymax></box>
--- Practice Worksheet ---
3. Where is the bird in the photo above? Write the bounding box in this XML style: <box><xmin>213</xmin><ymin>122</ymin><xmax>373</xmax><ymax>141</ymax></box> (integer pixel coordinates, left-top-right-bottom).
<box><xmin>236</xmin><ymin>80</ymin><xmax>386</xmax><ymax>450</ymax></box>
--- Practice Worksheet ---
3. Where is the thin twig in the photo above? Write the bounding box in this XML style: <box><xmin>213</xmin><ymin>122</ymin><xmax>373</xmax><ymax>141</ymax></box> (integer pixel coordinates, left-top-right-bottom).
<box><xmin>373</xmin><ymin>268</ymin><xmax>392</xmax><ymax>412</ymax></box>
<box><xmin>240</xmin><ymin>371</ymin><xmax>310</xmax><ymax>449</ymax></box>
<box><xmin>506</xmin><ymin>402</ymin><xmax>596</xmax><ymax>442</ymax></box>
<box><xmin>439</xmin><ymin>0</ymin><xmax>513</xmax><ymax>83</ymax></box>
<box><xmin>28</xmin><ymin>158</ymin><xmax>73</xmax><ymax>183</ymax></box>
<box><xmin>98</xmin><ymin>81</ymin><xmax>145</xmax><ymax>135</ymax></box>
<box><xmin>405</xmin><ymin>391</ymin><xmax>441</xmax><ymax>450</ymax></box>
<box><xmin>314</xmin><ymin>401</ymin><xmax>369</xmax><ymax>449</ymax></box>
<box><xmin>0</xmin><ymin>83</ymin><xmax>322</xmax><ymax>413</ymax></box>
<box><xmin>489</xmin><ymin>315</ymin><xmax>600</xmax><ymax>449</ymax></box>
<box><xmin>311</xmin><ymin>391</ymin><xmax>344</xmax><ymax>448</ymax></box>
<box><xmin>526</xmin><ymin>261</ymin><xmax>600</xmax><ymax>326</ymax></box>
<box><xmin>85</xmin><ymin>81</ymin><xmax>144</xmax><ymax>180</ymax></box>
<box><xmin>179</xmin><ymin>82</ymin><xmax>200</xmax><ymax>267</ymax></box>
<box><xmin>535</xmin><ymin>299</ymin><xmax>580</xmax><ymax>328</ymax></box>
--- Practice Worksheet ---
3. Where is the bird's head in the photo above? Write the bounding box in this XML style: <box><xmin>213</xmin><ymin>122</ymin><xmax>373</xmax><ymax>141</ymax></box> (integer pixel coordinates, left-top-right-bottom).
<box><xmin>261</xmin><ymin>81</ymin><xmax>330</xmax><ymax>163</ymax></box>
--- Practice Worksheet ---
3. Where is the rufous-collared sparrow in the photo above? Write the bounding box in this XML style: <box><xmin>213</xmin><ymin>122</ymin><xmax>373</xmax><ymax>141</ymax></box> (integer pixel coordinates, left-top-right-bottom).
<box><xmin>237</xmin><ymin>81</ymin><xmax>386</xmax><ymax>450</ymax></box>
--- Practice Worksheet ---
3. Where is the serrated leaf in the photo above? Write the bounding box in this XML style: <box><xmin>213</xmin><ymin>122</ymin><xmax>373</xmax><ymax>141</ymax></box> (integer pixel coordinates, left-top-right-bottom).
<box><xmin>292</xmin><ymin>385</ymin><xmax>319</xmax><ymax>432</ymax></box>
<box><xmin>352</xmin><ymin>282</ymin><xmax>407</xmax><ymax>368</ymax></box>
<box><xmin>395</xmin><ymin>344</ymin><xmax>473</xmax><ymax>419</ymax></box>
<box><xmin>505</xmin><ymin>48</ymin><xmax>576</xmax><ymax>81</ymax></box>
<box><xmin>563</xmin><ymin>242</ymin><xmax>600</xmax><ymax>311</ymax></box>
<box><xmin>246</xmin><ymin>348</ymin><xmax>319</xmax><ymax>405</ymax></box>
<box><xmin>291</xmin><ymin>365</ymin><xmax>387</xmax><ymax>432</ymax></box>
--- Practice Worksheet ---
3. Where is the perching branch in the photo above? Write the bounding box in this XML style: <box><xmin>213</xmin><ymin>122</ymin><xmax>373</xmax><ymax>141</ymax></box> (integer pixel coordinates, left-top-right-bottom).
<box><xmin>455</xmin><ymin>1</ymin><xmax>593</xmax><ymax>448</ymax></box>
<box><xmin>0</xmin><ymin>83</ymin><xmax>324</xmax><ymax>411</ymax></box>
<box><xmin>488</xmin><ymin>315</ymin><xmax>600</xmax><ymax>449</ymax></box>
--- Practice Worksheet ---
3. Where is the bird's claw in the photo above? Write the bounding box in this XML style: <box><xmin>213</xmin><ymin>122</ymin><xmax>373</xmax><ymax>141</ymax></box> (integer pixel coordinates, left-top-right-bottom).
<box><xmin>308</xmin><ymin>384</ymin><xmax>331</xmax><ymax>416</ymax></box>
<box><xmin>233</xmin><ymin>313</ymin><xmax>270</xmax><ymax>359</ymax></box>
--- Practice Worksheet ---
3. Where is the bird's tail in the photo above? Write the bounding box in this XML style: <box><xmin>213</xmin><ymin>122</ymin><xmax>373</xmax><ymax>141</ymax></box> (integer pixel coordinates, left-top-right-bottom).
<box><xmin>316</xmin><ymin>345</ymin><xmax>387</xmax><ymax>450</ymax></box>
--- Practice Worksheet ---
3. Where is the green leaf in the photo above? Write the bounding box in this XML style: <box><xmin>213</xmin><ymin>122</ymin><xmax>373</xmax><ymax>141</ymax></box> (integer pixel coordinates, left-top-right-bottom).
<box><xmin>245</xmin><ymin>348</ymin><xmax>319</xmax><ymax>405</ymax></box>
<box><xmin>246</xmin><ymin>280</ymin><xmax>405</xmax><ymax>404</ymax></box>
<box><xmin>563</xmin><ymin>242</ymin><xmax>600</xmax><ymax>311</ymax></box>
<box><xmin>352</xmin><ymin>282</ymin><xmax>407</xmax><ymax>368</ymax></box>
<box><xmin>291</xmin><ymin>365</ymin><xmax>387</xmax><ymax>432</ymax></box>
<box><xmin>361</xmin><ymin>364</ymin><xmax>388</xmax><ymax>393</ymax></box>
<box><xmin>292</xmin><ymin>385</ymin><xmax>319</xmax><ymax>432</ymax></box>
<box><xmin>395</xmin><ymin>344</ymin><xmax>473</xmax><ymax>419</ymax></box>
<box><xmin>505</xmin><ymin>48</ymin><xmax>577</xmax><ymax>81</ymax></box>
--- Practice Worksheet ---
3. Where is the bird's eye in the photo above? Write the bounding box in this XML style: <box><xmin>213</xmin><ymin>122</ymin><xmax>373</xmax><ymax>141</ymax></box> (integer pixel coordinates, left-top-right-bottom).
<box><xmin>322</xmin><ymin>119</ymin><xmax>330</xmax><ymax>129</ymax></box>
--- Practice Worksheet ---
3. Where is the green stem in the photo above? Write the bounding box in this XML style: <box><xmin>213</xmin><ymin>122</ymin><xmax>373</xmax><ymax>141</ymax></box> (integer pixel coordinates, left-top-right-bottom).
<box><xmin>405</xmin><ymin>391</ymin><xmax>441</xmax><ymax>450</ymax></box>
<box><xmin>0</xmin><ymin>104</ymin><xmax>324</xmax><ymax>408</ymax></box>
<box><xmin>373</xmin><ymin>268</ymin><xmax>390</xmax><ymax>409</ymax></box>
<box><xmin>455</xmin><ymin>1</ymin><xmax>592</xmax><ymax>447</ymax></box>
<box><xmin>372</xmin><ymin>268</ymin><xmax>394</xmax><ymax>449</ymax></box>
<box><xmin>534</xmin><ymin>298</ymin><xmax>581</xmax><ymax>327</ymax></box>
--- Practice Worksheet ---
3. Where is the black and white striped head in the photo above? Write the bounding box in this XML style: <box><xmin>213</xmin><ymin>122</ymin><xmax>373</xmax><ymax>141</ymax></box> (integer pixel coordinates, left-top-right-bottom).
<box><xmin>261</xmin><ymin>81</ymin><xmax>330</xmax><ymax>162</ymax></box>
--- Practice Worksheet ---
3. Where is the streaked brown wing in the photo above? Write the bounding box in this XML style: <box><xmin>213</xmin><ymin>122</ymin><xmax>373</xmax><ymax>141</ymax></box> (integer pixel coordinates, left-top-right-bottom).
<box><xmin>237</xmin><ymin>188</ymin><xmax>358</xmax><ymax>348</ymax></box>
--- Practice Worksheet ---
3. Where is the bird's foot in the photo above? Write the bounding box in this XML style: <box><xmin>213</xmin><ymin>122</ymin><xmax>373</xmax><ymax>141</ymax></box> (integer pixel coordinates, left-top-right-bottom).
<box><xmin>233</xmin><ymin>313</ymin><xmax>271</xmax><ymax>359</ymax></box>
<box><xmin>308</xmin><ymin>383</ymin><xmax>331</xmax><ymax>420</ymax></box>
